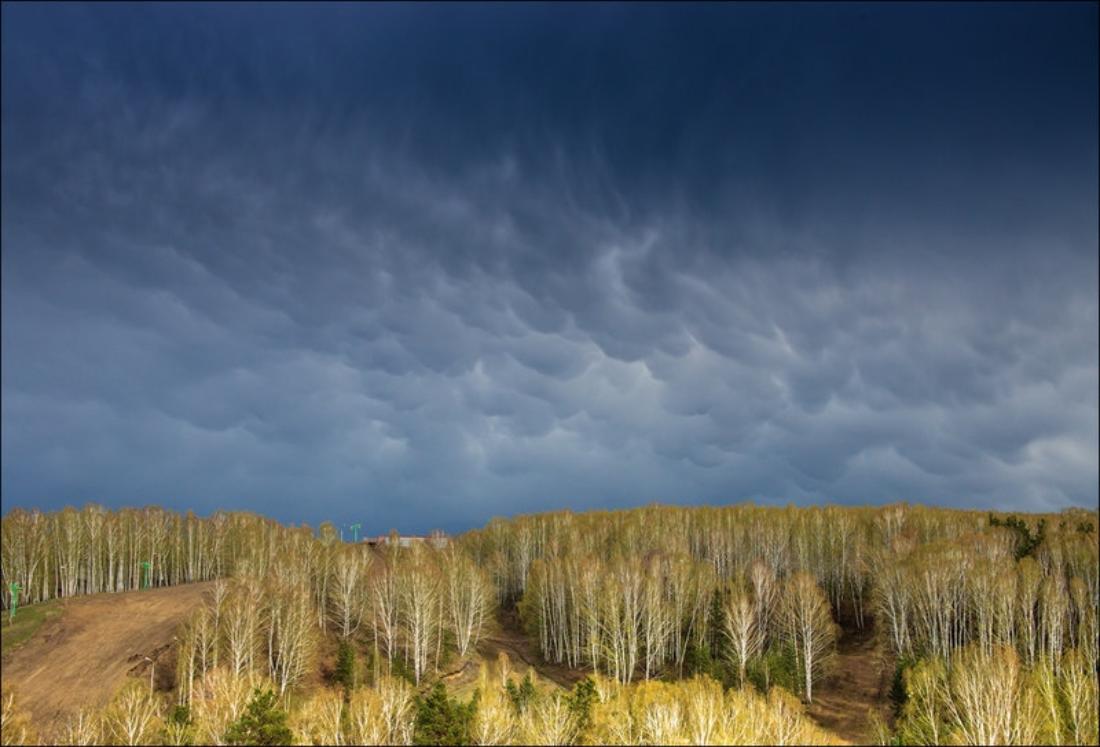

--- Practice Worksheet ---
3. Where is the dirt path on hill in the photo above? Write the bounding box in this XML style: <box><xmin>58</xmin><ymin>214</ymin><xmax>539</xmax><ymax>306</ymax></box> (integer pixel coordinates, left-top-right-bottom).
<box><xmin>474</xmin><ymin>609</ymin><xmax>585</xmax><ymax>690</ymax></box>
<box><xmin>1</xmin><ymin>582</ymin><xmax>215</xmax><ymax>736</ymax></box>
<box><xmin>476</xmin><ymin>632</ymin><xmax>586</xmax><ymax>689</ymax></box>
<box><xmin>807</xmin><ymin>621</ymin><xmax>893</xmax><ymax>745</ymax></box>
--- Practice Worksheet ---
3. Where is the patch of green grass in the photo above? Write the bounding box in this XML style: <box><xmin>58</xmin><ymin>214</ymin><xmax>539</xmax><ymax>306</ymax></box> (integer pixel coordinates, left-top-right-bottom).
<box><xmin>0</xmin><ymin>599</ymin><xmax>64</xmax><ymax>658</ymax></box>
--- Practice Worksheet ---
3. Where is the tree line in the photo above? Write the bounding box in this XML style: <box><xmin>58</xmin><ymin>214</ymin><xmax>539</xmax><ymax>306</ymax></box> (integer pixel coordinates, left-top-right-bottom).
<box><xmin>174</xmin><ymin>534</ymin><xmax>494</xmax><ymax>701</ymax></box>
<box><xmin>2</xmin><ymin>653</ymin><xmax>842</xmax><ymax>745</ymax></box>
<box><xmin>1</xmin><ymin>506</ymin><xmax>309</xmax><ymax>606</ymax></box>
<box><xmin>2</xmin><ymin>500</ymin><xmax>1096</xmax><ymax>745</ymax></box>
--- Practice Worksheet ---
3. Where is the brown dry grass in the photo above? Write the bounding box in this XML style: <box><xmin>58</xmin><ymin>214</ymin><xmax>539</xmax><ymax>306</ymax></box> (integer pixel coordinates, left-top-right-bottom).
<box><xmin>0</xmin><ymin>581</ymin><xmax>214</xmax><ymax>735</ymax></box>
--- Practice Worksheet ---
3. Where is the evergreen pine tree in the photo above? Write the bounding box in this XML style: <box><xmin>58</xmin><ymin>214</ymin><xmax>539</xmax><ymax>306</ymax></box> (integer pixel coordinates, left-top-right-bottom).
<box><xmin>413</xmin><ymin>681</ymin><xmax>475</xmax><ymax>745</ymax></box>
<box><xmin>334</xmin><ymin>639</ymin><xmax>357</xmax><ymax>692</ymax></box>
<box><xmin>225</xmin><ymin>689</ymin><xmax>293</xmax><ymax>746</ymax></box>
<box><xmin>568</xmin><ymin>676</ymin><xmax>597</xmax><ymax>736</ymax></box>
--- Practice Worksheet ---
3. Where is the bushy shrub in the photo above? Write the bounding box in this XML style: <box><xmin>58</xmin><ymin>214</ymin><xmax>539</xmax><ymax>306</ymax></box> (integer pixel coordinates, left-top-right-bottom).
<box><xmin>505</xmin><ymin>671</ymin><xmax>537</xmax><ymax>714</ymax></box>
<box><xmin>890</xmin><ymin>656</ymin><xmax>917</xmax><ymax>717</ymax></box>
<box><xmin>167</xmin><ymin>704</ymin><xmax>192</xmax><ymax>727</ymax></box>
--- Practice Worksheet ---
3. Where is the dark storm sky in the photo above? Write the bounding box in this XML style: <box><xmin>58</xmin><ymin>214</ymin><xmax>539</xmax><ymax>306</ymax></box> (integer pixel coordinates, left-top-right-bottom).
<box><xmin>2</xmin><ymin>2</ymin><xmax>1097</xmax><ymax>532</ymax></box>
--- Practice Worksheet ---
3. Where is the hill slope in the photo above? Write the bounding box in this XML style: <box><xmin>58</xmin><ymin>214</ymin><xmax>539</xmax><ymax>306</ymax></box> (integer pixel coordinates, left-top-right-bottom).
<box><xmin>1</xmin><ymin>582</ymin><xmax>213</xmax><ymax>733</ymax></box>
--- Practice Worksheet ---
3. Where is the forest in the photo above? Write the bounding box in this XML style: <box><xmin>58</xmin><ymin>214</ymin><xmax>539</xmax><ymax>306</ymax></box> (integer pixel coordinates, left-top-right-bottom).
<box><xmin>1</xmin><ymin>501</ymin><xmax>1097</xmax><ymax>746</ymax></box>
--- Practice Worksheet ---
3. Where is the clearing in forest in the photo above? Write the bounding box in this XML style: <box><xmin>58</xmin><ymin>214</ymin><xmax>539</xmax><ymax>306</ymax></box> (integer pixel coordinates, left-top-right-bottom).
<box><xmin>439</xmin><ymin>607</ymin><xmax>585</xmax><ymax>698</ymax></box>
<box><xmin>0</xmin><ymin>582</ymin><xmax>214</xmax><ymax>733</ymax></box>
<box><xmin>807</xmin><ymin>621</ymin><xmax>893</xmax><ymax>744</ymax></box>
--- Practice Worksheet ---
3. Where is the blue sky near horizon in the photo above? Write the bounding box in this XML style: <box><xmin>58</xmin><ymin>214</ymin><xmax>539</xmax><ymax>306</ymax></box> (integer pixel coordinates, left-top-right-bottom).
<box><xmin>2</xmin><ymin>2</ymin><xmax>1097</xmax><ymax>533</ymax></box>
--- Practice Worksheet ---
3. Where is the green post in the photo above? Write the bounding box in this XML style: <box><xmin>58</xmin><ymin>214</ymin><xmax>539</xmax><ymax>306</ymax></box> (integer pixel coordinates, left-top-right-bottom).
<box><xmin>350</xmin><ymin>523</ymin><xmax>361</xmax><ymax>543</ymax></box>
<box><xmin>8</xmin><ymin>582</ymin><xmax>20</xmax><ymax>623</ymax></box>
<box><xmin>141</xmin><ymin>561</ymin><xmax>152</xmax><ymax>590</ymax></box>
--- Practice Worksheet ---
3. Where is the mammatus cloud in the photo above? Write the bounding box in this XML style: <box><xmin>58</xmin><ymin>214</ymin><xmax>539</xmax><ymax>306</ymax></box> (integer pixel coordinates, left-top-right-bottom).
<box><xmin>2</xmin><ymin>3</ymin><xmax>1097</xmax><ymax>530</ymax></box>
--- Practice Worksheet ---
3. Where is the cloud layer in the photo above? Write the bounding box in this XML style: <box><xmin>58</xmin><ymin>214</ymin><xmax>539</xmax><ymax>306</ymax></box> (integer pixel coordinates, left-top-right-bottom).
<box><xmin>2</xmin><ymin>4</ymin><xmax>1097</xmax><ymax>530</ymax></box>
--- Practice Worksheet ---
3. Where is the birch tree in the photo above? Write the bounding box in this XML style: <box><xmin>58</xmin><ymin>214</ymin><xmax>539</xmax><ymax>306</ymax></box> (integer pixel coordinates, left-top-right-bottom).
<box><xmin>329</xmin><ymin>546</ymin><xmax>370</xmax><ymax>639</ymax></box>
<box><xmin>102</xmin><ymin>681</ymin><xmax>163</xmax><ymax>746</ymax></box>
<box><xmin>399</xmin><ymin>548</ymin><xmax>441</xmax><ymax>684</ymax></box>
<box><xmin>780</xmin><ymin>571</ymin><xmax>836</xmax><ymax>703</ymax></box>
<box><xmin>265</xmin><ymin>577</ymin><xmax>318</xmax><ymax>696</ymax></box>
<box><xmin>722</xmin><ymin>583</ymin><xmax>762</xmax><ymax>687</ymax></box>
<box><xmin>443</xmin><ymin>547</ymin><xmax>492</xmax><ymax>659</ymax></box>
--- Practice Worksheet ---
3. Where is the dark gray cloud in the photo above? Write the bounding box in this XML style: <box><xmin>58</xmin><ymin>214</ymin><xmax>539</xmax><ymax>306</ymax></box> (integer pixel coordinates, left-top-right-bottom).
<box><xmin>2</xmin><ymin>3</ymin><xmax>1097</xmax><ymax>531</ymax></box>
